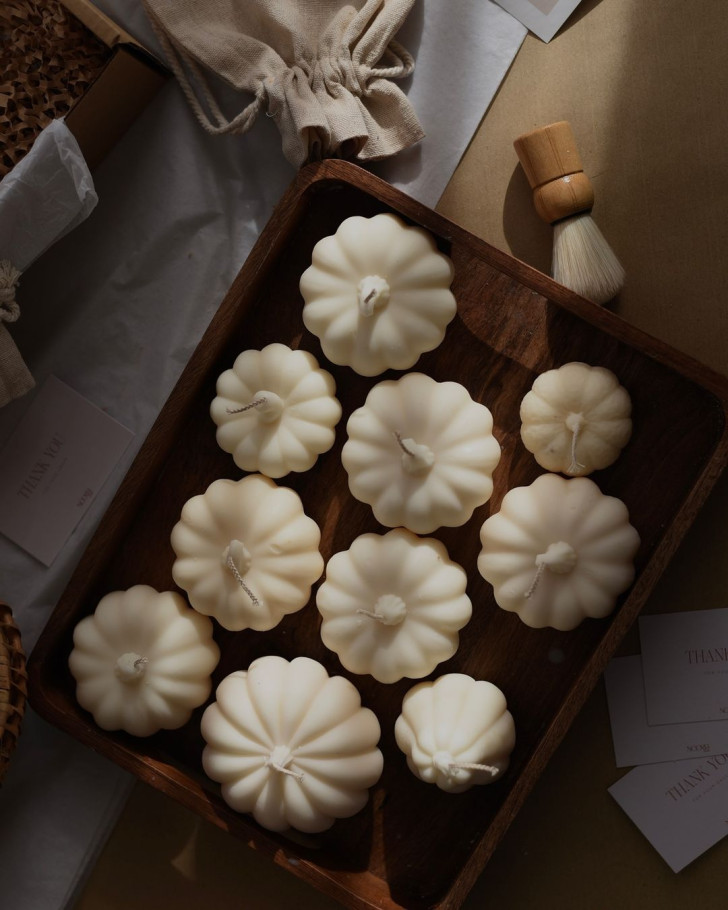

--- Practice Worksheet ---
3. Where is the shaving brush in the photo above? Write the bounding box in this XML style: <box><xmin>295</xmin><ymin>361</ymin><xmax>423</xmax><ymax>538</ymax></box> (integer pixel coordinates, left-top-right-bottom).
<box><xmin>514</xmin><ymin>121</ymin><xmax>625</xmax><ymax>304</ymax></box>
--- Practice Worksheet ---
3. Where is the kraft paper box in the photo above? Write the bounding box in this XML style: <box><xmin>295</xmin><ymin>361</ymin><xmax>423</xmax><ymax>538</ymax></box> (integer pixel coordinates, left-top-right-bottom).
<box><xmin>2</xmin><ymin>0</ymin><xmax>167</xmax><ymax>178</ymax></box>
<box><xmin>61</xmin><ymin>0</ymin><xmax>168</xmax><ymax>170</ymax></box>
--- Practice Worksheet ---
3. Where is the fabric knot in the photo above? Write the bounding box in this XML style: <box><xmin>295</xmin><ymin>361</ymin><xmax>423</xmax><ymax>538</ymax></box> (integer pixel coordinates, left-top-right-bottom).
<box><xmin>0</xmin><ymin>260</ymin><xmax>22</xmax><ymax>323</ymax></box>
<box><xmin>315</xmin><ymin>54</ymin><xmax>363</xmax><ymax>97</ymax></box>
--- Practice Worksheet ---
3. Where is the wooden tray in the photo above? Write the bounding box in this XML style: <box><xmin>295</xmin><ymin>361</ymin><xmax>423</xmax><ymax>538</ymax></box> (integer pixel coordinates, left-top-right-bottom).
<box><xmin>28</xmin><ymin>160</ymin><xmax>728</xmax><ymax>910</ymax></box>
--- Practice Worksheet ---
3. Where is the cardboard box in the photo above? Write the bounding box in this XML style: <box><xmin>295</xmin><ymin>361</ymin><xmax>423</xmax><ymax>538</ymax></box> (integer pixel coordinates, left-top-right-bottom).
<box><xmin>1</xmin><ymin>0</ymin><xmax>167</xmax><ymax>177</ymax></box>
<box><xmin>62</xmin><ymin>0</ymin><xmax>168</xmax><ymax>169</ymax></box>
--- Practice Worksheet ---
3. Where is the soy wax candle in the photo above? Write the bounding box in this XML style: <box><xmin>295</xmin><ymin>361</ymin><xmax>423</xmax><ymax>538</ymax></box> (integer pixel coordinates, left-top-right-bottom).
<box><xmin>171</xmin><ymin>475</ymin><xmax>323</xmax><ymax>632</ymax></box>
<box><xmin>68</xmin><ymin>586</ymin><xmax>220</xmax><ymax>737</ymax></box>
<box><xmin>520</xmin><ymin>362</ymin><xmax>632</xmax><ymax>476</ymax></box>
<box><xmin>211</xmin><ymin>343</ymin><xmax>342</xmax><ymax>478</ymax></box>
<box><xmin>316</xmin><ymin>528</ymin><xmax>472</xmax><ymax>683</ymax></box>
<box><xmin>201</xmin><ymin>655</ymin><xmax>383</xmax><ymax>833</ymax></box>
<box><xmin>478</xmin><ymin>473</ymin><xmax>640</xmax><ymax>631</ymax></box>
<box><xmin>300</xmin><ymin>213</ymin><xmax>457</xmax><ymax>376</ymax></box>
<box><xmin>341</xmin><ymin>372</ymin><xmax>501</xmax><ymax>534</ymax></box>
<box><xmin>395</xmin><ymin>674</ymin><xmax>516</xmax><ymax>793</ymax></box>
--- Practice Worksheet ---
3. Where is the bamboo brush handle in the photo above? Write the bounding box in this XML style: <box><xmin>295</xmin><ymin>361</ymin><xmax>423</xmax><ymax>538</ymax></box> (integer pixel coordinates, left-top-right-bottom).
<box><xmin>513</xmin><ymin>121</ymin><xmax>594</xmax><ymax>224</ymax></box>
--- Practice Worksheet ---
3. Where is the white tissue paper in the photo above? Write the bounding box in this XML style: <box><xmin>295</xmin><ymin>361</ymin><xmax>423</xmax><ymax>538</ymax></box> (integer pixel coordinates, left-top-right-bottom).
<box><xmin>0</xmin><ymin>119</ymin><xmax>98</xmax><ymax>272</ymax></box>
<box><xmin>0</xmin><ymin>119</ymin><xmax>98</xmax><ymax>406</ymax></box>
<box><xmin>0</xmin><ymin>3</ymin><xmax>526</xmax><ymax>909</ymax></box>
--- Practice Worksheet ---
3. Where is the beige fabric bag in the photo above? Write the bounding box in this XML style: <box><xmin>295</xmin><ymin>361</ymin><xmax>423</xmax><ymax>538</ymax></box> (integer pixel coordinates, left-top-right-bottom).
<box><xmin>142</xmin><ymin>0</ymin><xmax>424</xmax><ymax>167</ymax></box>
<box><xmin>0</xmin><ymin>262</ymin><xmax>33</xmax><ymax>408</ymax></box>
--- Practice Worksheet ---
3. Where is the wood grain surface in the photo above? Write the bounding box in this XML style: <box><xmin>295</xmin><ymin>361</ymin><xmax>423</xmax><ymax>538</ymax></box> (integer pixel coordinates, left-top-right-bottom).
<box><xmin>28</xmin><ymin>161</ymin><xmax>728</xmax><ymax>910</ymax></box>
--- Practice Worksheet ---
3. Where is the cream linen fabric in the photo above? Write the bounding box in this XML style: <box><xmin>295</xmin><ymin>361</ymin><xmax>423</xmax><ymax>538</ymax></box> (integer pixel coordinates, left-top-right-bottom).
<box><xmin>0</xmin><ymin>330</ymin><xmax>31</xmax><ymax>408</ymax></box>
<box><xmin>0</xmin><ymin>262</ymin><xmax>33</xmax><ymax>408</ymax></box>
<box><xmin>142</xmin><ymin>0</ymin><xmax>425</xmax><ymax>167</ymax></box>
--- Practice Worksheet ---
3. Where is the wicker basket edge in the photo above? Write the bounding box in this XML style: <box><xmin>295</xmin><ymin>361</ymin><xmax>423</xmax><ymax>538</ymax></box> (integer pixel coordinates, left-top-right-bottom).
<box><xmin>0</xmin><ymin>602</ymin><xmax>28</xmax><ymax>785</ymax></box>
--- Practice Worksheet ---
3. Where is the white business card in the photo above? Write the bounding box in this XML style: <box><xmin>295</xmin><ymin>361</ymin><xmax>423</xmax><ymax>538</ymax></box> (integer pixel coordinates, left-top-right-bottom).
<box><xmin>605</xmin><ymin>656</ymin><xmax>728</xmax><ymax>767</ymax></box>
<box><xmin>609</xmin><ymin>753</ymin><xmax>728</xmax><ymax>872</ymax></box>
<box><xmin>493</xmin><ymin>0</ymin><xmax>584</xmax><ymax>42</ymax></box>
<box><xmin>0</xmin><ymin>375</ymin><xmax>133</xmax><ymax>566</ymax></box>
<box><xmin>640</xmin><ymin>609</ymin><xmax>728</xmax><ymax>726</ymax></box>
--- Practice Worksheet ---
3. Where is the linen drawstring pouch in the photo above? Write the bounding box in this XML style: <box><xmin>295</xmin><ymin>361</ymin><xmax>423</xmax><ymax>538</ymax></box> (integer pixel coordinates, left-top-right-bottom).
<box><xmin>141</xmin><ymin>0</ymin><xmax>425</xmax><ymax>167</ymax></box>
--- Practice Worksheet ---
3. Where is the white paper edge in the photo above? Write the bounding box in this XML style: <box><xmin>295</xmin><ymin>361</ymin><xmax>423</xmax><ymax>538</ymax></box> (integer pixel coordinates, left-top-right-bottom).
<box><xmin>493</xmin><ymin>0</ymin><xmax>583</xmax><ymax>41</ymax></box>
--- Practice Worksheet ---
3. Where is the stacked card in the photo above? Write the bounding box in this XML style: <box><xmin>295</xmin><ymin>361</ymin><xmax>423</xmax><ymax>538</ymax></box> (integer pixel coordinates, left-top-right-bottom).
<box><xmin>0</xmin><ymin>375</ymin><xmax>133</xmax><ymax>566</ymax></box>
<box><xmin>605</xmin><ymin>608</ymin><xmax>728</xmax><ymax>872</ymax></box>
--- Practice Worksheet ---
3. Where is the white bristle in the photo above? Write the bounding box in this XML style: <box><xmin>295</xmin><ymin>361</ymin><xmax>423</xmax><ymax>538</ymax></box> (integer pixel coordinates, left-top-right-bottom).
<box><xmin>552</xmin><ymin>212</ymin><xmax>625</xmax><ymax>305</ymax></box>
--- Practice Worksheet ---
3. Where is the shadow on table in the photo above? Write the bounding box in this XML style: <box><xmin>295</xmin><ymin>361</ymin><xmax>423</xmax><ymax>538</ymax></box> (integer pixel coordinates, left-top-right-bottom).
<box><xmin>75</xmin><ymin>783</ymin><xmax>343</xmax><ymax>910</ymax></box>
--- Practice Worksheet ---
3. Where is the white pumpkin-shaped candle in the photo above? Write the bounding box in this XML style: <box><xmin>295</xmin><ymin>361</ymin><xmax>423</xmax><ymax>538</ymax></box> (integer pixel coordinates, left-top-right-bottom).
<box><xmin>300</xmin><ymin>213</ymin><xmax>457</xmax><ymax>376</ymax></box>
<box><xmin>210</xmin><ymin>343</ymin><xmax>342</xmax><ymax>478</ymax></box>
<box><xmin>478</xmin><ymin>474</ymin><xmax>640</xmax><ymax>631</ymax></box>
<box><xmin>201</xmin><ymin>656</ymin><xmax>383</xmax><ymax>833</ymax></box>
<box><xmin>68</xmin><ymin>586</ymin><xmax>220</xmax><ymax>737</ymax></box>
<box><xmin>342</xmin><ymin>373</ymin><xmax>501</xmax><ymax>534</ymax></box>
<box><xmin>395</xmin><ymin>674</ymin><xmax>516</xmax><ymax>793</ymax></box>
<box><xmin>171</xmin><ymin>475</ymin><xmax>323</xmax><ymax>632</ymax></box>
<box><xmin>520</xmin><ymin>362</ymin><xmax>632</xmax><ymax>476</ymax></box>
<box><xmin>316</xmin><ymin>529</ymin><xmax>472</xmax><ymax>684</ymax></box>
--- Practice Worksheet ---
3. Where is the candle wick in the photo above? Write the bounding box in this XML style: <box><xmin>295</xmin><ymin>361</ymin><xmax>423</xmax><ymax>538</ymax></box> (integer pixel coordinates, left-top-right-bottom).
<box><xmin>115</xmin><ymin>652</ymin><xmax>148</xmax><ymax>681</ymax></box>
<box><xmin>357</xmin><ymin>594</ymin><xmax>407</xmax><ymax>626</ymax></box>
<box><xmin>359</xmin><ymin>290</ymin><xmax>376</xmax><ymax>316</ymax></box>
<box><xmin>227</xmin><ymin>397</ymin><xmax>267</xmax><ymax>414</ymax></box>
<box><xmin>567</xmin><ymin>414</ymin><xmax>585</xmax><ymax>475</ymax></box>
<box><xmin>524</xmin><ymin>561</ymin><xmax>546</xmax><ymax>599</ymax></box>
<box><xmin>524</xmin><ymin>542</ymin><xmax>577</xmax><ymax>598</ymax></box>
<box><xmin>357</xmin><ymin>277</ymin><xmax>389</xmax><ymax>316</ymax></box>
<box><xmin>226</xmin><ymin>553</ymin><xmax>261</xmax><ymax>607</ymax></box>
<box><xmin>393</xmin><ymin>431</ymin><xmax>416</xmax><ymax>457</ymax></box>
<box><xmin>266</xmin><ymin>758</ymin><xmax>305</xmax><ymax>782</ymax></box>
<box><xmin>356</xmin><ymin>608</ymin><xmax>386</xmax><ymax>621</ymax></box>
<box><xmin>448</xmin><ymin>760</ymin><xmax>499</xmax><ymax>776</ymax></box>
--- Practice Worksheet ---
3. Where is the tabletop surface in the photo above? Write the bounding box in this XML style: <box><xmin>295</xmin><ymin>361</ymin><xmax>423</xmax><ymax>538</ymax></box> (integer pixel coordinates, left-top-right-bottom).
<box><xmin>74</xmin><ymin>1</ymin><xmax>728</xmax><ymax>908</ymax></box>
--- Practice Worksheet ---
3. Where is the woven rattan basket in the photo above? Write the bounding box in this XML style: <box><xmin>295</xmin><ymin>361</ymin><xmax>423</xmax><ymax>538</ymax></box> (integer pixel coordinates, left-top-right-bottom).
<box><xmin>0</xmin><ymin>602</ymin><xmax>27</xmax><ymax>784</ymax></box>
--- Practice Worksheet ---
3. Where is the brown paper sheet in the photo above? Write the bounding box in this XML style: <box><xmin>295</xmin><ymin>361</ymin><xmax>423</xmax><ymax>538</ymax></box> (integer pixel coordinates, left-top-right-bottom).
<box><xmin>61</xmin><ymin>0</ymin><xmax>141</xmax><ymax>49</ymax></box>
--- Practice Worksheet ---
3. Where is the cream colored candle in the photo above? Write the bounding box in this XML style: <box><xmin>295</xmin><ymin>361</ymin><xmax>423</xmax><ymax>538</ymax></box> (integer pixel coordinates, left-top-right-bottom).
<box><xmin>520</xmin><ymin>362</ymin><xmax>632</xmax><ymax>476</ymax></box>
<box><xmin>478</xmin><ymin>473</ymin><xmax>640</xmax><ymax>631</ymax></box>
<box><xmin>171</xmin><ymin>475</ymin><xmax>323</xmax><ymax>632</ymax></box>
<box><xmin>299</xmin><ymin>213</ymin><xmax>456</xmax><ymax>376</ymax></box>
<box><xmin>316</xmin><ymin>528</ymin><xmax>472</xmax><ymax>683</ymax></box>
<box><xmin>341</xmin><ymin>372</ymin><xmax>501</xmax><ymax>534</ymax></box>
<box><xmin>68</xmin><ymin>586</ymin><xmax>220</xmax><ymax>737</ymax></box>
<box><xmin>201</xmin><ymin>655</ymin><xmax>383</xmax><ymax>833</ymax></box>
<box><xmin>211</xmin><ymin>343</ymin><xmax>342</xmax><ymax>478</ymax></box>
<box><xmin>395</xmin><ymin>674</ymin><xmax>516</xmax><ymax>793</ymax></box>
